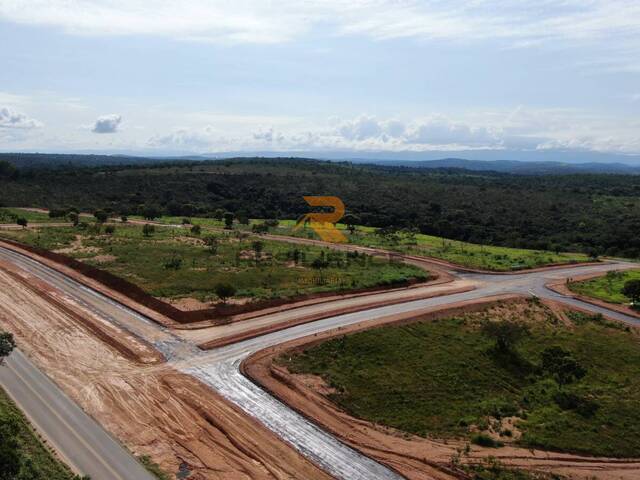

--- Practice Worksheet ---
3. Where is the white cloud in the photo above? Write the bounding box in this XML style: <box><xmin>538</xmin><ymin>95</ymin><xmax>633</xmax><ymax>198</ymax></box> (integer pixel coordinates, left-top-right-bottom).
<box><xmin>92</xmin><ymin>114</ymin><xmax>122</xmax><ymax>133</ymax></box>
<box><xmin>0</xmin><ymin>106</ymin><xmax>43</xmax><ymax>129</ymax></box>
<box><xmin>1</xmin><ymin>1</ymin><xmax>638</xmax><ymax>54</ymax></box>
<box><xmin>148</xmin><ymin>126</ymin><xmax>216</xmax><ymax>149</ymax></box>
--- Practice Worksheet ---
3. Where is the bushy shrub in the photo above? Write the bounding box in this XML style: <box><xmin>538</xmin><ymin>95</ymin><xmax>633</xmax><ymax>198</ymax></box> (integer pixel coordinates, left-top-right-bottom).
<box><xmin>471</xmin><ymin>433</ymin><xmax>504</xmax><ymax>448</ymax></box>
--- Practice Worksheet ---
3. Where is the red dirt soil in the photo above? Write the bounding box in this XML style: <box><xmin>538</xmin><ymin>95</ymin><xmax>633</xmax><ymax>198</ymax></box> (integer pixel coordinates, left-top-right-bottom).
<box><xmin>243</xmin><ymin>296</ymin><xmax>640</xmax><ymax>480</ymax></box>
<box><xmin>0</xmin><ymin>237</ymin><xmax>442</xmax><ymax>326</ymax></box>
<box><xmin>0</xmin><ymin>264</ymin><xmax>332</xmax><ymax>479</ymax></box>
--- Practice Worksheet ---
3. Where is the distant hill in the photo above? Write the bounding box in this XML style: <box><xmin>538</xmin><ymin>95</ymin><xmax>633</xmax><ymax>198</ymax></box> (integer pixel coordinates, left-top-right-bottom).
<box><xmin>360</xmin><ymin>158</ymin><xmax>640</xmax><ymax>175</ymax></box>
<box><xmin>2</xmin><ymin>152</ymin><xmax>640</xmax><ymax>175</ymax></box>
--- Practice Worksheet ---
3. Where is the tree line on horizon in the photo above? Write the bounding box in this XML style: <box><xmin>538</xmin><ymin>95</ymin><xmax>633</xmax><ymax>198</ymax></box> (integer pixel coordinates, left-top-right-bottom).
<box><xmin>2</xmin><ymin>157</ymin><xmax>640</xmax><ymax>258</ymax></box>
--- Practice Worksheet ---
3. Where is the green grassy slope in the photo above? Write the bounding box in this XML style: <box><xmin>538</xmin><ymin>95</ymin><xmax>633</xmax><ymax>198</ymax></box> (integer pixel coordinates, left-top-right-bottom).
<box><xmin>281</xmin><ymin>300</ymin><xmax>640</xmax><ymax>457</ymax></box>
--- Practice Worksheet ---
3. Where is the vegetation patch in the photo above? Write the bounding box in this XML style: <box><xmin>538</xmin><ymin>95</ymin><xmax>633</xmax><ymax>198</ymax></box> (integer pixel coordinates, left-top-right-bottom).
<box><xmin>459</xmin><ymin>457</ymin><xmax>565</xmax><ymax>480</ymax></box>
<box><xmin>0</xmin><ymin>385</ymin><xmax>84</xmax><ymax>479</ymax></box>
<box><xmin>126</xmin><ymin>214</ymin><xmax>588</xmax><ymax>271</ymax></box>
<box><xmin>268</xmin><ymin>224</ymin><xmax>589</xmax><ymax>271</ymax></box>
<box><xmin>569</xmin><ymin>269</ymin><xmax>640</xmax><ymax>305</ymax></box>
<box><xmin>280</xmin><ymin>300</ymin><xmax>640</xmax><ymax>457</ymax></box>
<box><xmin>0</xmin><ymin>207</ymin><xmax>58</xmax><ymax>225</ymax></box>
<box><xmin>0</xmin><ymin>224</ymin><xmax>427</xmax><ymax>303</ymax></box>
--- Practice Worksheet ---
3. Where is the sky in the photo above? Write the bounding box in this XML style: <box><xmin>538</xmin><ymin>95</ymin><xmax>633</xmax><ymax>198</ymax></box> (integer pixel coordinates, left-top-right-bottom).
<box><xmin>1</xmin><ymin>0</ymin><xmax>640</xmax><ymax>162</ymax></box>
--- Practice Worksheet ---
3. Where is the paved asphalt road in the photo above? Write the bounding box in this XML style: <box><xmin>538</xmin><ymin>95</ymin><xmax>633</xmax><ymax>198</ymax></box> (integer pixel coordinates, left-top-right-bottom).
<box><xmin>1</xmin><ymin>243</ymin><xmax>639</xmax><ymax>480</ymax></box>
<box><xmin>0</xmin><ymin>349</ymin><xmax>156</xmax><ymax>480</ymax></box>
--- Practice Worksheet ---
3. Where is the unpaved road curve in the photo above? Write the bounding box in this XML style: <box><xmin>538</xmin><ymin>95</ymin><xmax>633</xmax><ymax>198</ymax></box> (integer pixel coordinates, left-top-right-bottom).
<box><xmin>0</xmin><ymin>349</ymin><xmax>156</xmax><ymax>480</ymax></box>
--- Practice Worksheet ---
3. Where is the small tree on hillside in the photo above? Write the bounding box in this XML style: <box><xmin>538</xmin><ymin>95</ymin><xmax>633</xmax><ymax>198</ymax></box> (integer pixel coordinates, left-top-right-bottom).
<box><xmin>94</xmin><ymin>210</ymin><xmax>108</xmax><ymax>223</ymax></box>
<box><xmin>481</xmin><ymin>320</ymin><xmax>529</xmax><ymax>353</ymax></box>
<box><xmin>236</xmin><ymin>211</ymin><xmax>250</xmax><ymax>225</ymax></box>
<box><xmin>215</xmin><ymin>283</ymin><xmax>236</xmax><ymax>303</ymax></box>
<box><xmin>223</xmin><ymin>212</ymin><xmax>234</xmax><ymax>229</ymax></box>
<box><xmin>142</xmin><ymin>205</ymin><xmax>160</xmax><ymax>220</ymax></box>
<box><xmin>16</xmin><ymin>217</ymin><xmax>27</xmax><ymax>229</ymax></box>
<box><xmin>622</xmin><ymin>279</ymin><xmax>640</xmax><ymax>305</ymax></box>
<box><xmin>191</xmin><ymin>224</ymin><xmax>202</xmax><ymax>235</ymax></box>
<box><xmin>0</xmin><ymin>331</ymin><xmax>16</xmax><ymax>365</ymax></box>
<box><xmin>142</xmin><ymin>223</ymin><xmax>155</xmax><ymax>237</ymax></box>
<box><xmin>213</xmin><ymin>208</ymin><xmax>225</xmax><ymax>221</ymax></box>
<box><xmin>203</xmin><ymin>235</ymin><xmax>219</xmax><ymax>254</ymax></box>
<box><xmin>540</xmin><ymin>346</ymin><xmax>586</xmax><ymax>386</ymax></box>
<box><xmin>68</xmin><ymin>212</ymin><xmax>79</xmax><ymax>226</ymax></box>
<box><xmin>342</xmin><ymin>213</ymin><xmax>359</xmax><ymax>235</ymax></box>
<box><xmin>252</xmin><ymin>240</ymin><xmax>264</xmax><ymax>266</ymax></box>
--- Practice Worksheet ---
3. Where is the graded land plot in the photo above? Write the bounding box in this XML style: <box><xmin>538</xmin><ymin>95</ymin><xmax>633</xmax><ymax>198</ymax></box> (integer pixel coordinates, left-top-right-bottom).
<box><xmin>0</xmin><ymin>224</ymin><xmax>428</xmax><ymax>304</ymax></box>
<box><xmin>280</xmin><ymin>299</ymin><xmax>640</xmax><ymax>458</ymax></box>
<box><xmin>569</xmin><ymin>269</ymin><xmax>640</xmax><ymax>304</ymax></box>
<box><xmin>0</xmin><ymin>385</ymin><xmax>78</xmax><ymax>480</ymax></box>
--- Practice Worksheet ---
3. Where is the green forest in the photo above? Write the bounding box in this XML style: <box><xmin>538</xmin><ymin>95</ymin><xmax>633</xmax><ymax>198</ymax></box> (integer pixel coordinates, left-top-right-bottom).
<box><xmin>2</xmin><ymin>156</ymin><xmax>640</xmax><ymax>258</ymax></box>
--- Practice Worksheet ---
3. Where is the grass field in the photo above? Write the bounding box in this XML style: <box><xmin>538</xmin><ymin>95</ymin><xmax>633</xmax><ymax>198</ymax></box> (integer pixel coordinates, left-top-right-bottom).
<box><xmin>266</xmin><ymin>224</ymin><xmax>589</xmax><ymax>271</ymax></box>
<box><xmin>0</xmin><ymin>207</ymin><xmax>60</xmax><ymax>224</ymax></box>
<box><xmin>0</xmin><ymin>385</ymin><xmax>78</xmax><ymax>480</ymax></box>
<box><xmin>0</xmin><ymin>224</ymin><xmax>427</xmax><ymax>302</ymax></box>
<box><xmin>569</xmin><ymin>270</ymin><xmax>640</xmax><ymax>304</ymax></box>
<box><xmin>125</xmin><ymin>215</ymin><xmax>590</xmax><ymax>271</ymax></box>
<box><xmin>280</xmin><ymin>300</ymin><xmax>640</xmax><ymax>457</ymax></box>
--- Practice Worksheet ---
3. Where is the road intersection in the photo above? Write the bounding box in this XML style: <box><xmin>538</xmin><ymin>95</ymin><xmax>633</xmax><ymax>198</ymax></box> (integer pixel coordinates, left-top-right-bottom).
<box><xmin>0</xmin><ymin>243</ymin><xmax>638</xmax><ymax>479</ymax></box>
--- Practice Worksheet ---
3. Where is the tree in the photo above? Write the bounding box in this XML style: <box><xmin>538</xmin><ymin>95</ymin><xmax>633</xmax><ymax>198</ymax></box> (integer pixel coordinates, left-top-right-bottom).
<box><xmin>104</xmin><ymin>224</ymin><xmax>116</xmax><ymax>235</ymax></box>
<box><xmin>68</xmin><ymin>212</ymin><xmax>79</xmax><ymax>226</ymax></box>
<box><xmin>16</xmin><ymin>217</ymin><xmax>27</xmax><ymax>229</ymax></box>
<box><xmin>142</xmin><ymin>223</ymin><xmax>155</xmax><ymax>237</ymax></box>
<box><xmin>481</xmin><ymin>321</ymin><xmax>529</xmax><ymax>353</ymax></box>
<box><xmin>622</xmin><ymin>279</ymin><xmax>640</xmax><ymax>304</ymax></box>
<box><xmin>252</xmin><ymin>240</ymin><xmax>264</xmax><ymax>265</ymax></box>
<box><xmin>48</xmin><ymin>208</ymin><xmax>67</xmax><ymax>218</ymax></box>
<box><xmin>223</xmin><ymin>212</ymin><xmax>234</xmax><ymax>229</ymax></box>
<box><xmin>203</xmin><ymin>235</ymin><xmax>219</xmax><ymax>254</ymax></box>
<box><xmin>252</xmin><ymin>223</ymin><xmax>269</xmax><ymax>234</ymax></box>
<box><xmin>0</xmin><ymin>414</ymin><xmax>21</xmax><ymax>479</ymax></box>
<box><xmin>236</xmin><ymin>211</ymin><xmax>250</xmax><ymax>225</ymax></box>
<box><xmin>215</xmin><ymin>283</ymin><xmax>236</xmax><ymax>303</ymax></box>
<box><xmin>191</xmin><ymin>224</ymin><xmax>201</xmax><ymax>235</ymax></box>
<box><xmin>342</xmin><ymin>213</ymin><xmax>359</xmax><ymax>235</ymax></box>
<box><xmin>142</xmin><ymin>205</ymin><xmax>160</xmax><ymax>220</ymax></box>
<box><xmin>0</xmin><ymin>331</ymin><xmax>15</xmax><ymax>365</ymax></box>
<box><xmin>540</xmin><ymin>346</ymin><xmax>586</xmax><ymax>386</ymax></box>
<box><xmin>213</xmin><ymin>208</ymin><xmax>225</xmax><ymax>221</ymax></box>
<box><xmin>93</xmin><ymin>210</ymin><xmax>108</xmax><ymax>223</ymax></box>
<box><xmin>120</xmin><ymin>215</ymin><xmax>128</xmax><ymax>223</ymax></box>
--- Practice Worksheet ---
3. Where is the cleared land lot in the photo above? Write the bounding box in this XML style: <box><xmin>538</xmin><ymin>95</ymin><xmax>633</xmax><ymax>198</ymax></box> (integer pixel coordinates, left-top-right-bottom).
<box><xmin>0</xmin><ymin>224</ymin><xmax>427</xmax><ymax>304</ymax></box>
<box><xmin>280</xmin><ymin>299</ymin><xmax>640</xmax><ymax>458</ymax></box>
